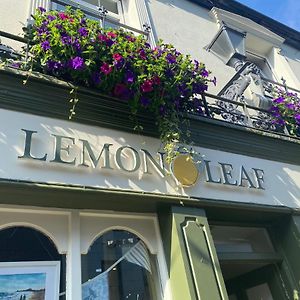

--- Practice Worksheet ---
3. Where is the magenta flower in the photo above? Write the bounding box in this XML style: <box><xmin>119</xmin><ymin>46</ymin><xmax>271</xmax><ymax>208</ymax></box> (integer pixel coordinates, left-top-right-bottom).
<box><xmin>141</xmin><ymin>80</ymin><xmax>153</xmax><ymax>93</ymax></box>
<box><xmin>112</xmin><ymin>53</ymin><xmax>123</xmax><ymax>61</ymax></box>
<box><xmin>100</xmin><ymin>63</ymin><xmax>112</xmax><ymax>75</ymax></box>
<box><xmin>139</xmin><ymin>49</ymin><xmax>147</xmax><ymax>60</ymax></box>
<box><xmin>107</xmin><ymin>32</ymin><xmax>117</xmax><ymax>38</ymax></box>
<box><xmin>114</xmin><ymin>83</ymin><xmax>128</xmax><ymax>97</ymax></box>
<box><xmin>98</xmin><ymin>34</ymin><xmax>109</xmax><ymax>42</ymax></box>
<box><xmin>152</xmin><ymin>76</ymin><xmax>161</xmax><ymax>85</ymax></box>
<box><xmin>58</xmin><ymin>12</ymin><xmax>68</xmax><ymax>20</ymax></box>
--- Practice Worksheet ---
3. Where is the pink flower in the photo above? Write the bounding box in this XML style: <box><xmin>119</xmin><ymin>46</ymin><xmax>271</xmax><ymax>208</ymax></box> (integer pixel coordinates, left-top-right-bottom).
<box><xmin>141</xmin><ymin>79</ymin><xmax>153</xmax><ymax>93</ymax></box>
<box><xmin>58</xmin><ymin>12</ymin><xmax>68</xmax><ymax>20</ymax></box>
<box><xmin>100</xmin><ymin>63</ymin><xmax>112</xmax><ymax>75</ymax></box>
<box><xmin>98</xmin><ymin>34</ymin><xmax>109</xmax><ymax>42</ymax></box>
<box><xmin>113</xmin><ymin>83</ymin><xmax>129</xmax><ymax>98</ymax></box>
<box><xmin>107</xmin><ymin>32</ymin><xmax>117</xmax><ymax>38</ymax></box>
<box><xmin>113</xmin><ymin>53</ymin><xmax>123</xmax><ymax>61</ymax></box>
<box><xmin>152</xmin><ymin>76</ymin><xmax>161</xmax><ymax>85</ymax></box>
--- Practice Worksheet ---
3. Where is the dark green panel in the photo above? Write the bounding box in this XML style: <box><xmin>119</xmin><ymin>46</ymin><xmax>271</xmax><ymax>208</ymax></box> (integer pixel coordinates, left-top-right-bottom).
<box><xmin>0</xmin><ymin>68</ymin><xmax>300</xmax><ymax>166</ymax></box>
<box><xmin>269</xmin><ymin>215</ymin><xmax>300</xmax><ymax>299</ymax></box>
<box><xmin>180</xmin><ymin>215</ymin><xmax>227</xmax><ymax>299</ymax></box>
<box><xmin>159</xmin><ymin>206</ymin><xmax>228</xmax><ymax>300</ymax></box>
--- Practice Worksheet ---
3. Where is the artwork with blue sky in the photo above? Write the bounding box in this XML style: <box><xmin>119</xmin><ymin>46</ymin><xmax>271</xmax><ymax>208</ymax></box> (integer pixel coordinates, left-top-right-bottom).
<box><xmin>236</xmin><ymin>0</ymin><xmax>300</xmax><ymax>32</ymax></box>
<box><xmin>0</xmin><ymin>273</ymin><xmax>46</xmax><ymax>293</ymax></box>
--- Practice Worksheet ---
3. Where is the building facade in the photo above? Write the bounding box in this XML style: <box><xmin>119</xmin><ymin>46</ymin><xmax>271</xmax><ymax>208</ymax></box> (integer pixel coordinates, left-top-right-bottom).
<box><xmin>0</xmin><ymin>0</ymin><xmax>300</xmax><ymax>299</ymax></box>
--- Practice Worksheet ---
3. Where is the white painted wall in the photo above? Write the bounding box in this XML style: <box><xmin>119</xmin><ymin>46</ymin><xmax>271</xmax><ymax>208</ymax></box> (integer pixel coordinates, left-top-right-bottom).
<box><xmin>145</xmin><ymin>0</ymin><xmax>235</xmax><ymax>94</ymax></box>
<box><xmin>0</xmin><ymin>108</ymin><xmax>299</xmax><ymax>208</ymax></box>
<box><xmin>2</xmin><ymin>0</ymin><xmax>300</xmax><ymax>91</ymax></box>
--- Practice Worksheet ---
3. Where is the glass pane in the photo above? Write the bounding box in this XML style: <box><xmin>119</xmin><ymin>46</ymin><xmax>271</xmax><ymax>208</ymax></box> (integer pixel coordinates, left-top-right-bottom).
<box><xmin>81</xmin><ymin>230</ymin><xmax>158</xmax><ymax>300</ymax></box>
<box><xmin>246</xmin><ymin>283</ymin><xmax>274</xmax><ymax>300</ymax></box>
<box><xmin>0</xmin><ymin>227</ymin><xmax>66</xmax><ymax>300</ymax></box>
<box><xmin>211</xmin><ymin>226</ymin><xmax>275</xmax><ymax>253</ymax></box>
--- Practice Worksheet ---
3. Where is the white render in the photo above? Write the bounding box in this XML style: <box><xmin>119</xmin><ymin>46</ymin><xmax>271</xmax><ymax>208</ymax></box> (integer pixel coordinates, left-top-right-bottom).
<box><xmin>0</xmin><ymin>108</ymin><xmax>299</xmax><ymax>208</ymax></box>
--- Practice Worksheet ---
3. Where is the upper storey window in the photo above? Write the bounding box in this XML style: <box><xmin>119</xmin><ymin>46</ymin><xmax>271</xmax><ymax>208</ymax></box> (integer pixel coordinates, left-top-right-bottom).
<box><xmin>51</xmin><ymin>0</ymin><xmax>124</xmax><ymax>28</ymax></box>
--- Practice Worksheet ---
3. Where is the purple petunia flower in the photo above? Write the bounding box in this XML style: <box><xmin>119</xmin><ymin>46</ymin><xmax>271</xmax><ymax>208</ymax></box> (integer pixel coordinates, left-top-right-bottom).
<box><xmin>47</xmin><ymin>60</ymin><xmax>63</xmax><ymax>71</ymax></box>
<box><xmin>166</xmin><ymin>53</ymin><xmax>176</xmax><ymax>64</ymax></box>
<box><xmin>295</xmin><ymin>114</ymin><xmax>300</xmax><ymax>124</ymax></box>
<box><xmin>91</xmin><ymin>72</ymin><xmax>101</xmax><ymax>85</ymax></box>
<box><xmin>47</xmin><ymin>15</ymin><xmax>56</xmax><ymax>21</ymax></box>
<box><xmin>212</xmin><ymin>76</ymin><xmax>217</xmax><ymax>86</ymax></box>
<box><xmin>274</xmin><ymin>96</ymin><xmax>285</xmax><ymax>104</ymax></box>
<box><xmin>78</xmin><ymin>27</ymin><xmax>88</xmax><ymax>37</ymax></box>
<box><xmin>140</xmin><ymin>96</ymin><xmax>151</xmax><ymax>107</ymax></box>
<box><xmin>55</xmin><ymin>24</ymin><xmax>63</xmax><ymax>30</ymax></box>
<box><xmin>41</xmin><ymin>40</ymin><xmax>50</xmax><ymax>51</ymax></box>
<box><xmin>192</xmin><ymin>82</ymin><xmax>208</xmax><ymax>94</ymax></box>
<box><xmin>165</xmin><ymin>69</ymin><xmax>174</xmax><ymax>79</ymax></box>
<box><xmin>61</xmin><ymin>33</ymin><xmax>72</xmax><ymax>45</ymax></box>
<box><xmin>285</xmin><ymin>103</ymin><xmax>296</xmax><ymax>110</ymax></box>
<box><xmin>125</xmin><ymin>70</ymin><xmax>135</xmax><ymax>84</ymax></box>
<box><xmin>73</xmin><ymin>39</ymin><xmax>81</xmax><ymax>53</ymax></box>
<box><xmin>69</xmin><ymin>56</ymin><xmax>85</xmax><ymax>70</ymax></box>
<box><xmin>200</xmin><ymin>69</ymin><xmax>209</xmax><ymax>77</ymax></box>
<box><xmin>38</xmin><ymin>7</ymin><xmax>46</xmax><ymax>13</ymax></box>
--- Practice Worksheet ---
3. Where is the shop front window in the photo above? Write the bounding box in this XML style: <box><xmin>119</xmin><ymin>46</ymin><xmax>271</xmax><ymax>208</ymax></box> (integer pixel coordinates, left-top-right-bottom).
<box><xmin>81</xmin><ymin>230</ymin><xmax>159</xmax><ymax>300</ymax></box>
<box><xmin>0</xmin><ymin>226</ymin><xmax>66</xmax><ymax>299</ymax></box>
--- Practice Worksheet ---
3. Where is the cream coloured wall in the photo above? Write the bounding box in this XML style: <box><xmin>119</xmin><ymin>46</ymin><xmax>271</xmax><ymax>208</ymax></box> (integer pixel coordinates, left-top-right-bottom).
<box><xmin>0</xmin><ymin>108</ymin><xmax>299</xmax><ymax>208</ymax></box>
<box><xmin>146</xmin><ymin>0</ymin><xmax>235</xmax><ymax>94</ymax></box>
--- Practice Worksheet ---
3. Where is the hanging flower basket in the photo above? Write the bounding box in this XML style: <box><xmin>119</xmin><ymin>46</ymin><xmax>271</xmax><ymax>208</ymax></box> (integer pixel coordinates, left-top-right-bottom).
<box><xmin>27</xmin><ymin>6</ymin><xmax>216</xmax><ymax>162</ymax></box>
<box><xmin>270</xmin><ymin>87</ymin><xmax>300</xmax><ymax>136</ymax></box>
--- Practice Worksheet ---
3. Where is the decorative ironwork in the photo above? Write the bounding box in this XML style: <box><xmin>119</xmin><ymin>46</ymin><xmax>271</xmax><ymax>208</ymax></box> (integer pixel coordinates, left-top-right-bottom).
<box><xmin>251</xmin><ymin>111</ymin><xmax>279</xmax><ymax>132</ymax></box>
<box><xmin>142</xmin><ymin>23</ymin><xmax>151</xmax><ymax>33</ymax></box>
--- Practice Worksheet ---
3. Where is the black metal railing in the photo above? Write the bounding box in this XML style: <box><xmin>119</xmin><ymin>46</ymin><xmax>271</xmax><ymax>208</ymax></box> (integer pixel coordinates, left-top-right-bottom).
<box><xmin>0</xmin><ymin>29</ymin><xmax>299</xmax><ymax>140</ymax></box>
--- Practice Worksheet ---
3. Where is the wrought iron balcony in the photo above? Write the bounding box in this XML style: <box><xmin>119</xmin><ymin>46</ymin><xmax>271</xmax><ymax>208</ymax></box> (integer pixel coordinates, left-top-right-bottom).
<box><xmin>0</xmin><ymin>29</ymin><xmax>299</xmax><ymax>142</ymax></box>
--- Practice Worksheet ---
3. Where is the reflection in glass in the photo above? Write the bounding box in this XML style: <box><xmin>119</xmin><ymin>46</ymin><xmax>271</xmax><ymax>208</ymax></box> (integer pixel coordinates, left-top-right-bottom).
<box><xmin>81</xmin><ymin>230</ymin><xmax>158</xmax><ymax>300</ymax></box>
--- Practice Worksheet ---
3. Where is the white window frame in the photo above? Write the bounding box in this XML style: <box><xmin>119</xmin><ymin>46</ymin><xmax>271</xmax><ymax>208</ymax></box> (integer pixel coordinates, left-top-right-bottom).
<box><xmin>51</xmin><ymin>0</ymin><xmax>124</xmax><ymax>25</ymax></box>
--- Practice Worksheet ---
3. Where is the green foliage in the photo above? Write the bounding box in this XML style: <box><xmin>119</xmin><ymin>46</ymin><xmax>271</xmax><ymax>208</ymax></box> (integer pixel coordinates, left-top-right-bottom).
<box><xmin>28</xmin><ymin>7</ymin><xmax>216</xmax><ymax>163</ymax></box>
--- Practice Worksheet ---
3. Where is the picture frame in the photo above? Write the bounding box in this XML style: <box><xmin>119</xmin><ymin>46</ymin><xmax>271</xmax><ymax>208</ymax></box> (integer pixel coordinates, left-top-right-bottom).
<box><xmin>0</xmin><ymin>261</ymin><xmax>60</xmax><ymax>300</ymax></box>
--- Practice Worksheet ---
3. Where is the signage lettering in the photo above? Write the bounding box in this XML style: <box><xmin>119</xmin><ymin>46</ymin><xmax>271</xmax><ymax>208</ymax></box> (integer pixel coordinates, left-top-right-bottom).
<box><xmin>18</xmin><ymin>129</ymin><xmax>265</xmax><ymax>190</ymax></box>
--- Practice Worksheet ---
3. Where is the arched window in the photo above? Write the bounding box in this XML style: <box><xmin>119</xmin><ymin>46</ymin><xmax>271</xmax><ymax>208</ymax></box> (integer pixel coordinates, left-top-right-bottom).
<box><xmin>81</xmin><ymin>230</ymin><xmax>159</xmax><ymax>300</ymax></box>
<box><xmin>0</xmin><ymin>226</ymin><xmax>66</xmax><ymax>299</ymax></box>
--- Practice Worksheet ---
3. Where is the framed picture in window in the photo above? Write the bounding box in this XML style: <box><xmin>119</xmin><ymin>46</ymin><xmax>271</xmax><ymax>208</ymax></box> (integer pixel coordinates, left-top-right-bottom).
<box><xmin>0</xmin><ymin>261</ymin><xmax>60</xmax><ymax>300</ymax></box>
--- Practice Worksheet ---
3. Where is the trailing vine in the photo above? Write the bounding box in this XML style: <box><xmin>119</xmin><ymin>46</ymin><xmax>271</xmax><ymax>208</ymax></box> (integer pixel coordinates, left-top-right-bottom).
<box><xmin>27</xmin><ymin>6</ymin><xmax>216</xmax><ymax>163</ymax></box>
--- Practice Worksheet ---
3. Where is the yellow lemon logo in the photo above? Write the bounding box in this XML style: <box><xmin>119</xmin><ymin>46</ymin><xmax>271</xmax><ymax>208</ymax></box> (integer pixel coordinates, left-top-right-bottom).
<box><xmin>171</xmin><ymin>154</ymin><xmax>199</xmax><ymax>187</ymax></box>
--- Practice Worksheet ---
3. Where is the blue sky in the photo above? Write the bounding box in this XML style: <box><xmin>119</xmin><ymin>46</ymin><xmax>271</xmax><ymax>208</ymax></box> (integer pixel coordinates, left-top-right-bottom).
<box><xmin>236</xmin><ymin>0</ymin><xmax>300</xmax><ymax>32</ymax></box>
<box><xmin>0</xmin><ymin>273</ymin><xmax>46</xmax><ymax>293</ymax></box>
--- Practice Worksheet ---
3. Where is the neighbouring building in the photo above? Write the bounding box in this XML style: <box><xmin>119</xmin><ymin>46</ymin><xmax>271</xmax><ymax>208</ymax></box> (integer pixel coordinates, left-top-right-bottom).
<box><xmin>0</xmin><ymin>0</ymin><xmax>300</xmax><ymax>299</ymax></box>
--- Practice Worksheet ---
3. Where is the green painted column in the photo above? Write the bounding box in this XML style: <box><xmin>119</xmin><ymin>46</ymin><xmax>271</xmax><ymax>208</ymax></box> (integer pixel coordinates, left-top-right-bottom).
<box><xmin>271</xmin><ymin>215</ymin><xmax>300</xmax><ymax>300</ymax></box>
<box><xmin>158</xmin><ymin>206</ymin><xmax>228</xmax><ymax>300</ymax></box>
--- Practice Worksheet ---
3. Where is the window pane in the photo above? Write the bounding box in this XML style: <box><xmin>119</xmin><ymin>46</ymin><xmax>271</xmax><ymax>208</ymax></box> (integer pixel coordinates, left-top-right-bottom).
<box><xmin>81</xmin><ymin>230</ymin><xmax>158</xmax><ymax>300</ymax></box>
<box><xmin>211</xmin><ymin>226</ymin><xmax>275</xmax><ymax>253</ymax></box>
